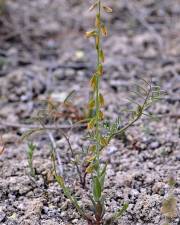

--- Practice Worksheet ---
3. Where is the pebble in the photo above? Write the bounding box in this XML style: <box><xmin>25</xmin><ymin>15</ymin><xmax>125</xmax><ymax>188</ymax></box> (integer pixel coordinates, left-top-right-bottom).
<box><xmin>0</xmin><ymin>211</ymin><xmax>6</xmax><ymax>222</ymax></box>
<box><xmin>72</xmin><ymin>219</ymin><xmax>79</xmax><ymax>223</ymax></box>
<box><xmin>2</xmin><ymin>133</ymin><xmax>19</xmax><ymax>144</ymax></box>
<box><xmin>60</xmin><ymin>211</ymin><xmax>67</xmax><ymax>217</ymax></box>
<box><xmin>150</xmin><ymin>141</ymin><xmax>160</xmax><ymax>149</ymax></box>
<box><xmin>130</xmin><ymin>189</ymin><xmax>139</xmax><ymax>197</ymax></box>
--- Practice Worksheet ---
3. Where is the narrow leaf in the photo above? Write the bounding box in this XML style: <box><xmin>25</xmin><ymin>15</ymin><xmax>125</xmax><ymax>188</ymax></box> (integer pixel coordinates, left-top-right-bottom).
<box><xmin>96</xmin><ymin>36</ymin><xmax>99</xmax><ymax>49</ymax></box>
<box><xmin>85</xmin><ymin>30</ymin><xmax>97</xmax><ymax>38</ymax></box>
<box><xmin>89</xmin><ymin>145</ymin><xmax>96</xmax><ymax>153</ymax></box>
<box><xmin>113</xmin><ymin>203</ymin><xmax>129</xmax><ymax>220</ymax></box>
<box><xmin>95</xmin><ymin>13</ymin><xmax>100</xmax><ymax>28</ymax></box>
<box><xmin>86</xmin><ymin>155</ymin><xmax>95</xmax><ymax>163</ymax></box>
<box><xmin>86</xmin><ymin>163</ymin><xmax>95</xmax><ymax>174</ymax></box>
<box><xmin>64</xmin><ymin>90</ymin><xmax>76</xmax><ymax>103</ymax></box>
<box><xmin>100</xmin><ymin>136</ymin><xmax>108</xmax><ymax>147</ymax></box>
<box><xmin>98</xmin><ymin>111</ymin><xmax>104</xmax><ymax>120</ymax></box>
<box><xmin>88</xmin><ymin>118</ymin><xmax>96</xmax><ymax>129</ymax></box>
<box><xmin>103</xmin><ymin>5</ymin><xmax>113</xmax><ymax>13</ymax></box>
<box><xmin>101</xmin><ymin>24</ymin><xmax>108</xmax><ymax>36</ymax></box>
<box><xmin>97</xmin><ymin>64</ymin><xmax>103</xmax><ymax>76</ymax></box>
<box><xmin>90</xmin><ymin>74</ymin><xmax>97</xmax><ymax>90</ymax></box>
<box><xmin>99</xmin><ymin>93</ymin><xmax>105</xmax><ymax>106</ymax></box>
<box><xmin>99</xmin><ymin>163</ymin><xmax>107</xmax><ymax>188</ymax></box>
<box><xmin>89</xmin><ymin>99</ymin><xmax>95</xmax><ymax>109</ymax></box>
<box><xmin>88</xmin><ymin>2</ymin><xmax>98</xmax><ymax>12</ymax></box>
<box><xmin>93</xmin><ymin>176</ymin><xmax>102</xmax><ymax>201</ymax></box>
<box><xmin>100</xmin><ymin>49</ymin><xmax>105</xmax><ymax>62</ymax></box>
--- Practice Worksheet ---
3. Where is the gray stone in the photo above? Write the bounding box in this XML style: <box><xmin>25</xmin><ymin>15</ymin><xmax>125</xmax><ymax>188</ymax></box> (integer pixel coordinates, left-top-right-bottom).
<box><xmin>0</xmin><ymin>211</ymin><xmax>6</xmax><ymax>222</ymax></box>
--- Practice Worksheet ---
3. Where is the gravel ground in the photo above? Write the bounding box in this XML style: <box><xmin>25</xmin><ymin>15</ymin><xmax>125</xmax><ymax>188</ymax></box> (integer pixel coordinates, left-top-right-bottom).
<box><xmin>0</xmin><ymin>0</ymin><xmax>179</xmax><ymax>224</ymax></box>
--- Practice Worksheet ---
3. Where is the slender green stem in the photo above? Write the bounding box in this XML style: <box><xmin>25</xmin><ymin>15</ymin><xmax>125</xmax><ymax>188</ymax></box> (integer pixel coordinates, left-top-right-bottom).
<box><xmin>108</xmin><ymin>115</ymin><xmax>140</xmax><ymax>142</ymax></box>
<box><xmin>95</xmin><ymin>0</ymin><xmax>101</xmax><ymax>175</ymax></box>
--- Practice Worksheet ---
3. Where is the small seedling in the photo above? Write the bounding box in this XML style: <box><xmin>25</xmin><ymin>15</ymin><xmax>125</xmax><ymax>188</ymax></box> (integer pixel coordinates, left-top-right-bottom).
<box><xmin>27</xmin><ymin>142</ymin><xmax>36</xmax><ymax>177</ymax></box>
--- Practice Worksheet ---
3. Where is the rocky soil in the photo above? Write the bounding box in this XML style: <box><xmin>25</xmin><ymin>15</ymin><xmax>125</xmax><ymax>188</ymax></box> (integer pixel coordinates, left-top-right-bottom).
<box><xmin>0</xmin><ymin>0</ymin><xmax>179</xmax><ymax>224</ymax></box>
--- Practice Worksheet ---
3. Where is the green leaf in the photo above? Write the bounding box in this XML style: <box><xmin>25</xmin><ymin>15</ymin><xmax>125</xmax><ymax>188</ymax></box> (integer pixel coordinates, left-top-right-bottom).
<box><xmin>99</xmin><ymin>93</ymin><xmax>105</xmax><ymax>106</ymax></box>
<box><xmin>97</xmin><ymin>64</ymin><xmax>103</xmax><ymax>76</ymax></box>
<box><xmin>55</xmin><ymin>175</ymin><xmax>85</xmax><ymax>218</ymax></box>
<box><xmin>98</xmin><ymin>111</ymin><xmax>104</xmax><ymax>120</ymax></box>
<box><xmin>112</xmin><ymin>203</ymin><xmax>128</xmax><ymax>221</ymax></box>
<box><xmin>100</xmin><ymin>49</ymin><xmax>105</xmax><ymax>62</ymax></box>
<box><xmin>100</xmin><ymin>136</ymin><xmax>108</xmax><ymax>147</ymax></box>
<box><xmin>90</xmin><ymin>74</ymin><xmax>97</xmax><ymax>90</ymax></box>
<box><xmin>101</xmin><ymin>24</ymin><xmax>108</xmax><ymax>36</ymax></box>
<box><xmin>88</xmin><ymin>117</ymin><xmax>96</xmax><ymax>129</ymax></box>
<box><xmin>55</xmin><ymin>175</ymin><xmax>65</xmax><ymax>187</ymax></box>
<box><xmin>27</xmin><ymin>142</ymin><xmax>36</xmax><ymax>155</ymax></box>
<box><xmin>88</xmin><ymin>99</ymin><xmax>95</xmax><ymax>109</ymax></box>
<box><xmin>86</xmin><ymin>163</ymin><xmax>95</xmax><ymax>174</ymax></box>
<box><xmin>99</xmin><ymin>163</ymin><xmax>107</xmax><ymax>188</ymax></box>
<box><xmin>93</xmin><ymin>176</ymin><xmax>102</xmax><ymax>201</ymax></box>
<box><xmin>95</xmin><ymin>13</ymin><xmax>100</xmax><ymax>28</ymax></box>
<box><xmin>85</xmin><ymin>30</ymin><xmax>97</xmax><ymax>38</ymax></box>
<box><xmin>89</xmin><ymin>195</ymin><xmax>97</xmax><ymax>212</ymax></box>
<box><xmin>63</xmin><ymin>90</ymin><xmax>76</xmax><ymax>104</ymax></box>
<box><xmin>137</xmin><ymin>105</ymin><xmax>142</xmax><ymax>115</ymax></box>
